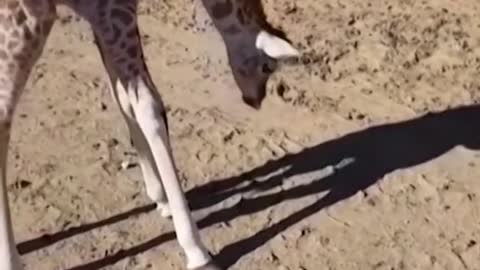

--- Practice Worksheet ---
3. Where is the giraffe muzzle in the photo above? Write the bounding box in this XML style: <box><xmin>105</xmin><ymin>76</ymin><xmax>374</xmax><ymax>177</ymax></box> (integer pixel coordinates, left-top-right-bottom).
<box><xmin>242</xmin><ymin>95</ymin><xmax>263</xmax><ymax>110</ymax></box>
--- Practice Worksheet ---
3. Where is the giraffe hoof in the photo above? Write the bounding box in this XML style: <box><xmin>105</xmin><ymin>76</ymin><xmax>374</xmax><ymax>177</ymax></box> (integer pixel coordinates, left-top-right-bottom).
<box><xmin>192</xmin><ymin>262</ymin><xmax>223</xmax><ymax>270</ymax></box>
<box><xmin>156</xmin><ymin>202</ymin><xmax>172</xmax><ymax>218</ymax></box>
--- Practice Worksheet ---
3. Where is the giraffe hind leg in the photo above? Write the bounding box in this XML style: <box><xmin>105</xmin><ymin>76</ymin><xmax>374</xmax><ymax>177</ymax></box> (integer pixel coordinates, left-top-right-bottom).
<box><xmin>0</xmin><ymin>2</ymin><xmax>55</xmax><ymax>270</ymax></box>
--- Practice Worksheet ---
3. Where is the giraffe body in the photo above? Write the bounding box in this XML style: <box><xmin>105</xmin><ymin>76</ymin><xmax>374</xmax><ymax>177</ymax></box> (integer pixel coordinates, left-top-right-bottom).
<box><xmin>0</xmin><ymin>1</ymin><xmax>299</xmax><ymax>269</ymax></box>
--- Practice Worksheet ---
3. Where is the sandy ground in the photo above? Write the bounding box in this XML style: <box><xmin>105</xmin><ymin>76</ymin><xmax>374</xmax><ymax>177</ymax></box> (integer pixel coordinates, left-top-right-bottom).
<box><xmin>7</xmin><ymin>0</ymin><xmax>480</xmax><ymax>269</ymax></box>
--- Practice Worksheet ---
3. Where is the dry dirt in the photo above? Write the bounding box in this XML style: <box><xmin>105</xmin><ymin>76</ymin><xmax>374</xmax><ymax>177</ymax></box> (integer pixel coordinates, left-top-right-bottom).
<box><xmin>8</xmin><ymin>0</ymin><xmax>480</xmax><ymax>269</ymax></box>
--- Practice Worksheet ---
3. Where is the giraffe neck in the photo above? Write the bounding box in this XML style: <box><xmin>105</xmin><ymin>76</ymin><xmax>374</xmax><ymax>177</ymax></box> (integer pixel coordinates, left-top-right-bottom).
<box><xmin>201</xmin><ymin>0</ymin><xmax>268</xmax><ymax>38</ymax></box>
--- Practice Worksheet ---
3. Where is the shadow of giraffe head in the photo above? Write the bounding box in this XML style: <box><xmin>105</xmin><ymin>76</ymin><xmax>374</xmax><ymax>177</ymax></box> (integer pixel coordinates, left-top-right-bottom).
<box><xmin>201</xmin><ymin>0</ymin><xmax>300</xmax><ymax>109</ymax></box>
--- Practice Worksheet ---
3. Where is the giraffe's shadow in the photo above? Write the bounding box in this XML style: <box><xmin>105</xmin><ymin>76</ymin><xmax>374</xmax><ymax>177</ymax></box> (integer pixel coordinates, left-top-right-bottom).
<box><xmin>17</xmin><ymin>103</ymin><xmax>480</xmax><ymax>269</ymax></box>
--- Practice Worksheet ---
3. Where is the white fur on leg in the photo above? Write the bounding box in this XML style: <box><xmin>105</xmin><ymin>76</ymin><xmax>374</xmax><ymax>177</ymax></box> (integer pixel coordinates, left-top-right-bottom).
<box><xmin>131</xmin><ymin>80</ymin><xmax>212</xmax><ymax>269</ymax></box>
<box><xmin>255</xmin><ymin>30</ymin><xmax>300</xmax><ymax>59</ymax></box>
<box><xmin>0</xmin><ymin>244</ymin><xmax>22</xmax><ymax>270</ymax></box>
<box><xmin>3</xmin><ymin>252</ymin><xmax>23</xmax><ymax>270</ymax></box>
<box><xmin>0</xmin><ymin>133</ymin><xmax>23</xmax><ymax>270</ymax></box>
<box><xmin>114</xmin><ymin>81</ymin><xmax>172</xmax><ymax>219</ymax></box>
<box><xmin>141</xmin><ymin>156</ymin><xmax>172</xmax><ymax>218</ymax></box>
<box><xmin>139</xmin><ymin>154</ymin><xmax>171</xmax><ymax>217</ymax></box>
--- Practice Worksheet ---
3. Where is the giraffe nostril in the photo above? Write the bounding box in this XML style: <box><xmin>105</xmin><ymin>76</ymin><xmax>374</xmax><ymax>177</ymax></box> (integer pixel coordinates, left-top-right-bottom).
<box><xmin>261</xmin><ymin>60</ymin><xmax>277</xmax><ymax>74</ymax></box>
<box><xmin>261</xmin><ymin>63</ymin><xmax>271</xmax><ymax>73</ymax></box>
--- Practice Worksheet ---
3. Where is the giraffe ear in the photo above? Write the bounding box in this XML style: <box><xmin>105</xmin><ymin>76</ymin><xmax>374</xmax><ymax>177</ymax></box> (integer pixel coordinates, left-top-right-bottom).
<box><xmin>255</xmin><ymin>30</ymin><xmax>300</xmax><ymax>59</ymax></box>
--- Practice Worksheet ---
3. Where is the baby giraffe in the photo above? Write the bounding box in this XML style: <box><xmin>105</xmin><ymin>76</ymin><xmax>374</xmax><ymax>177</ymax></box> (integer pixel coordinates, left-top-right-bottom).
<box><xmin>0</xmin><ymin>0</ymin><xmax>299</xmax><ymax>270</ymax></box>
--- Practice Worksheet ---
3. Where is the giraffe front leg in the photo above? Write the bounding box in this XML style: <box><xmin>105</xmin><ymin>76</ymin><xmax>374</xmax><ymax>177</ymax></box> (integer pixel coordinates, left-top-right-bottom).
<box><xmin>128</xmin><ymin>80</ymin><xmax>218</xmax><ymax>269</ymax></box>
<box><xmin>0</xmin><ymin>2</ymin><xmax>55</xmax><ymax>269</ymax></box>
<box><xmin>113</xmin><ymin>78</ymin><xmax>218</xmax><ymax>269</ymax></box>
<box><xmin>84</xmin><ymin>18</ymin><xmax>172</xmax><ymax>218</ymax></box>
<box><xmin>125</xmin><ymin>118</ymin><xmax>171</xmax><ymax>218</ymax></box>
<box><xmin>98</xmin><ymin>58</ymin><xmax>172</xmax><ymax>217</ymax></box>
<box><xmin>0</xmin><ymin>121</ymin><xmax>22</xmax><ymax>270</ymax></box>
<box><xmin>75</xmin><ymin>0</ymin><xmax>220</xmax><ymax>268</ymax></box>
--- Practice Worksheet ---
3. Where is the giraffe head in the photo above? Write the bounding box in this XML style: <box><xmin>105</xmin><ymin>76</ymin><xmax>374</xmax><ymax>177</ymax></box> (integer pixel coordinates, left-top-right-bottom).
<box><xmin>227</xmin><ymin>30</ymin><xmax>299</xmax><ymax>109</ymax></box>
<box><xmin>199</xmin><ymin>0</ymin><xmax>300</xmax><ymax>109</ymax></box>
